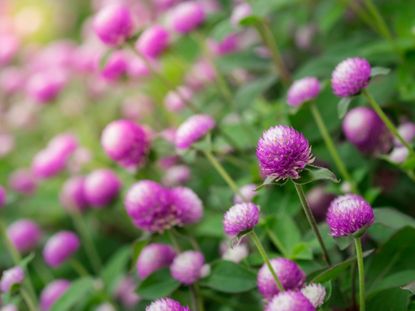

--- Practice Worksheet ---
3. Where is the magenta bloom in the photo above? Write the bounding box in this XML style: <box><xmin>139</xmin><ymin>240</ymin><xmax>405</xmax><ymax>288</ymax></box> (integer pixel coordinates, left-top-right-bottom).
<box><xmin>223</xmin><ymin>203</ymin><xmax>260</xmax><ymax>236</ymax></box>
<box><xmin>127</xmin><ymin>55</ymin><xmax>151</xmax><ymax>79</ymax></box>
<box><xmin>162</xmin><ymin>165</ymin><xmax>191</xmax><ymax>186</ymax></box>
<box><xmin>306</xmin><ymin>186</ymin><xmax>335</xmax><ymax>222</ymax></box>
<box><xmin>84</xmin><ymin>169</ymin><xmax>121</xmax><ymax>207</ymax></box>
<box><xmin>0</xmin><ymin>34</ymin><xmax>19</xmax><ymax>66</ymax></box>
<box><xmin>101</xmin><ymin>51</ymin><xmax>128</xmax><ymax>81</ymax></box>
<box><xmin>9</xmin><ymin>169</ymin><xmax>37</xmax><ymax>195</ymax></box>
<box><xmin>396</xmin><ymin>122</ymin><xmax>415</xmax><ymax>147</ymax></box>
<box><xmin>266</xmin><ymin>290</ymin><xmax>315</xmax><ymax>311</ymax></box>
<box><xmin>209</xmin><ymin>34</ymin><xmax>239</xmax><ymax>56</ymax></box>
<box><xmin>256</xmin><ymin>125</ymin><xmax>314</xmax><ymax>180</ymax></box>
<box><xmin>49</xmin><ymin>133</ymin><xmax>78</xmax><ymax>158</ymax></box>
<box><xmin>60</xmin><ymin>176</ymin><xmax>89</xmax><ymax>212</ymax></box>
<box><xmin>257</xmin><ymin>258</ymin><xmax>306</xmax><ymax>299</ymax></box>
<box><xmin>32</xmin><ymin>148</ymin><xmax>67</xmax><ymax>179</ymax></box>
<box><xmin>136</xmin><ymin>25</ymin><xmax>170</xmax><ymax>58</ymax></box>
<box><xmin>164</xmin><ymin>87</ymin><xmax>193</xmax><ymax>112</ymax></box>
<box><xmin>93</xmin><ymin>4</ymin><xmax>133</xmax><ymax>46</ymax></box>
<box><xmin>101</xmin><ymin>119</ymin><xmax>150</xmax><ymax>169</ymax></box>
<box><xmin>0</xmin><ymin>67</ymin><xmax>24</xmax><ymax>94</ymax></box>
<box><xmin>7</xmin><ymin>219</ymin><xmax>41</xmax><ymax>253</ymax></box>
<box><xmin>43</xmin><ymin>231</ymin><xmax>80</xmax><ymax>267</ymax></box>
<box><xmin>287</xmin><ymin>77</ymin><xmax>320</xmax><ymax>107</ymax></box>
<box><xmin>170</xmin><ymin>251</ymin><xmax>206</xmax><ymax>285</ymax></box>
<box><xmin>234</xmin><ymin>184</ymin><xmax>257</xmax><ymax>204</ymax></box>
<box><xmin>146</xmin><ymin>298</ymin><xmax>190</xmax><ymax>311</ymax></box>
<box><xmin>0</xmin><ymin>186</ymin><xmax>6</xmax><ymax>208</ymax></box>
<box><xmin>331</xmin><ymin>57</ymin><xmax>371</xmax><ymax>97</ymax></box>
<box><xmin>169</xmin><ymin>2</ymin><xmax>205</xmax><ymax>33</ymax></box>
<box><xmin>26</xmin><ymin>70</ymin><xmax>66</xmax><ymax>104</ymax></box>
<box><xmin>0</xmin><ymin>266</ymin><xmax>24</xmax><ymax>292</ymax></box>
<box><xmin>327</xmin><ymin>194</ymin><xmax>374</xmax><ymax>237</ymax></box>
<box><xmin>136</xmin><ymin>243</ymin><xmax>176</xmax><ymax>279</ymax></box>
<box><xmin>175</xmin><ymin>114</ymin><xmax>216</xmax><ymax>149</ymax></box>
<box><xmin>185</xmin><ymin>59</ymin><xmax>216</xmax><ymax>90</ymax></box>
<box><xmin>40</xmin><ymin>279</ymin><xmax>70</xmax><ymax>311</ymax></box>
<box><xmin>170</xmin><ymin>186</ymin><xmax>203</xmax><ymax>225</ymax></box>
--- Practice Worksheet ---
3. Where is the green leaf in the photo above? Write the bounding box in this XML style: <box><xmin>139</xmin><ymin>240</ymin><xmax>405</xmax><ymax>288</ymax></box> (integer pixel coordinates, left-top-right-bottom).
<box><xmin>239</xmin><ymin>15</ymin><xmax>261</xmax><ymax>27</ymax></box>
<box><xmin>19</xmin><ymin>253</ymin><xmax>35</xmax><ymax>268</ymax></box>
<box><xmin>210</xmin><ymin>20</ymin><xmax>233</xmax><ymax>41</ymax></box>
<box><xmin>136</xmin><ymin>268</ymin><xmax>180</xmax><ymax>299</ymax></box>
<box><xmin>234</xmin><ymin>75</ymin><xmax>276</xmax><ymax>110</ymax></box>
<box><xmin>50</xmin><ymin>278</ymin><xmax>95</xmax><ymax>311</ymax></box>
<box><xmin>101</xmin><ymin>246</ymin><xmax>131</xmax><ymax>293</ymax></box>
<box><xmin>337</xmin><ymin>97</ymin><xmax>352</xmax><ymax>119</ymax></box>
<box><xmin>401</xmin><ymin>154</ymin><xmax>415</xmax><ymax>170</ymax></box>
<box><xmin>367</xmin><ymin>288</ymin><xmax>411</xmax><ymax>311</ymax></box>
<box><xmin>374</xmin><ymin>208</ymin><xmax>415</xmax><ymax>230</ymax></box>
<box><xmin>294</xmin><ymin>165</ymin><xmax>340</xmax><ymax>185</ymax></box>
<box><xmin>371</xmin><ymin>67</ymin><xmax>391</xmax><ymax>77</ymax></box>
<box><xmin>132</xmin><ymin>238</ymin><xmax>149</xmax><ymax>268</ymax></box>
<box><xmin>367</xmin><ymin>270</ymin><xmax>415</xmax><ymax>297</ymax></box>
<box><xmin>201</xmin><ymin>260</ymin><xmax>257</xmax><ymax>293</ymax></box>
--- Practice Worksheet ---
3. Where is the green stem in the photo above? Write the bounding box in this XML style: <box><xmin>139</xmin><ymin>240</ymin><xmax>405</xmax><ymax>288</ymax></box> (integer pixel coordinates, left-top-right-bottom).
<box><xmin>21</xmin><ymin>287</ymin><xmax>37</xmax><ymax>311</ymax></box>
<box><xmin>250</xmin><ymin>231</ymin><xmax>284</xmax><ymax>291</ymax></box>
<box><xmin>293</xmin><ymin>182</ymin><xmax>332</xmax><ymax>265</ymax></box>
<box><xmin>191</xmin><ymin>284</ymin><xmax>205</xmax><ymax>311</ymax></box>
<box><xmin>363</xmin><ymin>89</ymin><xmax>413</xmax><ymax>154</ymax></box>
<box><xmin>354</xmin><ymin>237</ymin><xmax>366</xmax><ymax>311</ymax></box>
<box><xmin>70</xmin><ymin>258</ymin><xmax>90</xmax><ymax>278</ymax></box>
<box><xmin>266</xmin><ymin>229</ymin><xmax>289</xmax><ymax>258</ymax></box>
<box><xmin>310</xmin><ymin>102</ymin><xmax>358</xmax><ymax>193</ymax></box>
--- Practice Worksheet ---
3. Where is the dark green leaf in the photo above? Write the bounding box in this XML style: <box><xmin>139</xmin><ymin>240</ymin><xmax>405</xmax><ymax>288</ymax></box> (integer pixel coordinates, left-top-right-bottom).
<box><xmin>50</xmin><ymin>278</ymin><xmax>95</xmax><ymax>311</ymax></box>
<box><xmin>368</xmin><ymin>270</ymin><xmax>415</xmax><ymax>297</ymax></box>
<box><xmin>367</xmin><ymin>288</ymin><xmax>411</xmax><ymax>311</ymax></box>
<box><xmin>101</xmin><ymin>246</ymin><xmax>131</xmax><ymax>293</ymax></box>
<box><xmin>337</xmin><ymin>97</ymin><xmax>352</xmax><ymax>119</ymax></box>
<box><xmin>136</xmin><ymin>268</ymin><xmax>180</xmax><ymax>299</ymax></box>
<box><xmin>374</xmin><ymin>208</ymin><xmax>415</xmax><ymax>230</ymax></box>
<box><xmin>239</xmin><ymin>16</ymin><xmax>261</xmax><ymax>27</ymax></box>
<box><xmin>294</xmin><ymin>165</ymin><xmax>339</xmax><ymax>185</ymax></box>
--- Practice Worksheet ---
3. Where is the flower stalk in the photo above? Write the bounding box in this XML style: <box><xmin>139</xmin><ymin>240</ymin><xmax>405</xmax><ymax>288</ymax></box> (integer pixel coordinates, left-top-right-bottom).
<box><xmin>354</xmin><ymin>237</ymin><xmax>366</xmax><ymax>311</ymax></box>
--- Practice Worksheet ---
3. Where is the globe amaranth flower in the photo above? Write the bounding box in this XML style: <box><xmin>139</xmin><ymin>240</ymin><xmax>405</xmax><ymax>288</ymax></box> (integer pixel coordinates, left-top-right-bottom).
<box><xmin>7</xmin><ymin>219</ymin><xmax>41</xmax><ymax>253</ymax></box>
<box><xmin>40</xmin><ymin>279</ymin><xmax>70</xmax><ymax>311</ymax></box>
<box><xmin>223</xmin><ymin>203</ymin><xmax>260</xmax><ymax>236</ymax></box>
<box><xmin>136</xmin><ymin>25</ymin><xmax>170</xmax><ymax>59</ymax></box>
<box><xmin>326</xmin><ymin>194</ymin><xmax>375</xmax><ymax>237</ymax></box>
<box><xmin>0</xmin><ymin>185</ymin><xmax>6</xmax><ymax>208</ymax></box>
<box><xmin>170</xmin><ymin>251</ymin><xmax>207</xmax><ymax>285</ymax></box>
<box><xmin>48</xmin><ymin>133</ymin><xmax>78</xmax><ymax>157</ymax></box>
<box><xmin>115</xmin><ymin>277</ymin><xmax>140</xmax><ymax>308</ymax></box>
<box><xmin>266</xmin><ymin>290</ymin><xmax>315</xmax><ymax>311</ymax></box>
<box><xmin>257</xmin><ymin>258</ymin><xmax>306</xmax><ymax>299</ymax></box>
<box><xmin>43</xmin><ymin>231</ymin><xmax>80</xmax><ymax>267</ymax></box>
<box><xmin>93</xmin><ymin>4</ymin><xmax>133</xmax><ymax>46</ymax></box>
<box><xmin>162</xmin><ymin>165</ymin><xmax>191</xmax><ymax>186</ymax></box>
<box><xmin>208</xmin><ymin>34</ymin><xmax>239</xmax><ymax>56</ymax></box>
<box><xmin>32</xmin><ymin>148</ymin><xmax>67</xmax><ymax>179</ymax></box>
<box><xmin>331</xmin><ymin>57</ymin><xmax>371</xmax><ymax>97</ymax></box>
<box><xmin>169</xmin><ymin>2</ymin><xmax>205</xmax><ymax>34</ymax></box>
<box><xmin>256</xmin><ymin>125</ymin><xmax>314</xmax><ymax>180</ymax></box>
<box><xmin>396</xmin><ymin>122</ymin><xmax>415</xmax><ymax>147</ymax></box>
<box><xmin>60</xmin><ymin>176</ymin><xmax>89</xmax><ymax>212</ymax></box>
<box><xmin>9</xmin><ymin>169</ymin><xmax>37</xmax><ymax>195</ymax></box>
<box><xmin>287</xmin><ymin>77</ymin><xmax>320</xmax><ymax>107</ymax></box>
<box><xmin>164</xmin><ymin>87</ymin><xmax>193</xmax><ymax>112</ymax></box>
<box><xmin>301</xmin><ymin>283</ymin><xmax>326</xmax><ymax>308</ymax></box>
<box><xmin>136</xmin><ymin>243</ymin><xmax>176</xmax><ymax>279</ymax></box>
<box><xmin>101</xmin><ymin>119</ymin><xmax>150</xmax><ymax>169</ymax></box>
<box><xmin>169</xmin><ymin>187</ymin><xmax>204</xmax><ymax>225</ymax></box>
<box><xmin>234</xmin><ymin>184</ymin><xmax>257</xmax><ymax>204</ymax></box>
<box><xmin>84</xmin><ymin>169</ymin><xmax>121</xmax><ymax>207</ymax></box>
<box><xmin>220</xmin><ymin>241</ymin><xmax>249</xmax><ymax>263</ymax></box>
<box><xmin>306</xmin><ymin>186</ymin><xmax>335</xmax><ymax>222</ymax></box>
<box><xmin>146</xmin><ymin>298</ymin><xmax>191</xmax><ymax>311</ymax></box>
<box><xmin>342</xmin><ymin>107</ymin><xmax>391</xmax><ymax>154</ymax></box>
<box><xmin>26</xmin><ymin>70</ymin><xmax>67</xmax><ymax>104</ymax></box>
<box><xmin>0</xmin><ymin>266</ymin><xmax>24</xmax><ymax>292</ymax></box>
<box><xmin>389</xmin><ymin>146</ymin><xmax>409</xmax><ymax>164</ymax></box>
<box><xmin>100</xmin><ymin>51</ymin><xmax>128</xmax><ymax>81</ymax></box>
<box><xmin>175</xmin><ymin>114</ymin><xmax>215</xmax><ymax>149</ymax></box>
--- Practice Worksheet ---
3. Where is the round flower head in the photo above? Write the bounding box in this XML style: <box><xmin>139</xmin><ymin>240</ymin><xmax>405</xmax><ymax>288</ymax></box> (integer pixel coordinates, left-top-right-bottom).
<box><xmin>115</xmin><ymin>277</ymin><xmax>140</xmax><ymax>308</ymax></box>
<box><xmin>0</xmin><ymin>186</ymin><xmax>6</xmax><ymax>208</ymax></box>
<box><xmin>164</xmin><ymin>87</ymin><xmax>193</xmax><ymax>112</ymax></box>
<box><xmin>389</xmin><ymin>146</ymin><xmax>409</xmax><ymax>164</ymax></box>
<box><xmin>306</xmin><ymin>186</ymin><xmax>335</xmax><ymax>222</ymax></box>
<box><xmin>136</xmin><ymin>243</ymin><xmax>176</xmax><ymax>279</ymax></box>
<box><xmin>256</xmin><ymin>125</ymin><xmax>314</xmax><ymax>180</ymax></box>
<box><xmin>257</xmin><ymin>258</ymin><xmax>306</xmax><ymax>299</ymax></box>
<box><xmin>287</xmin><ymin>77</ymin><xmax>320</xmax><ymax>107</ymax></box>
<box><xmin>43</xmin><ymin>231</ymin><xmax>80</xmax><ymax>267</ymax></box>
<box><xmin>0</xmin><ymin>266</ymin><xmax>24</xmax><ymax>292</ymax></box>
<box><xmin>331</xmin><ymin>57</ymin><xmax>371</xmax><ymax>97</ymax></box>
<box><xmin>327</xmin><ymin>194</ymin><xmax>374</xmax><ymax>237</ymax></box>
<box><xmin>396</xmin><ymin>122</ymin><xmax>415</xmax><ymax>147</ymax></box>
<box><xmin>9</xmin><ymin>169</ymin><xmax>37</xmax><ymax>195</ymax></box>
<box><xmin>124</xmin><ymin>180</ymin><xmax>173</xmax><ymax>232</ymax></box>
<box><xmin>146</xmin><ymin>298</ymin><xmax>190</xmax><ymax>311</ymax></box>
<box><xmin>234</xmin><ymin>184</ymin><xmax>257</xmax><ymax>204</ymax></box>
<box><xmin>162</xmin><ymin>165</ymin><xmax>191</xmax><ymax>186</ymax></box>
<box><xmin>170</xmin><ymin>251</ymin><xmax>206</xmax><ymax>285</ymax></box>
<box><xmin>101</xmin><ymin>119</ymin><xmax>150</xmax><ymax>169</ymax></box>
<box><xmin>60</xmin><ymin>176</ymin><xmax>89</xmax><ymax>212</ymax></box>
<box><xmin>93</xmin><ymin>4</ymin><xmax>133</xmax><ymax>46</ymax></box>
<box><xmin>342</xmin><ymin>107</ymin><xmax>391</xmax><ymax>154</ymax></box>
<box><xmin>0</xmin><ymin>67</ymin><xmax>24</xmax><ymax>95</ymax></box>
<box><xmin>101</xmin><ymin>51</ymin><xmax>128</xmax><ymax>81</ymax></box>
<box><xmin>26</xmin><ymin>70</ymin><xmax>66</xmax><ymax>104</ymax></box>
<box><xmin>40</xmin><ymin>279</ymin><xmax>70</xmax><ymax>311</ymax></box>
<box><xmin>301</xmin><ymin>283</ymin><xmax>326</xmax><ymax>308</ymax></box>
<box><xmin>209</xmin><ymin>33</ymin><xmax>239</xmax><ymax>56</ymax></box>
<box><xmin>84</xmin><ymin>169</ymin><xmax>121</xmax><ymax>207</ymax></box>
<box><xmin>175</xmin><ymin>114</ymin><xmax>215</xmax><ymax>149</ymax></box>
<box><xmin>169</xmin><ymin>187</ymin><xmax>203</xmax><ymax>225</ymax></box>
<box><xmin>7</xmin><ymin>219</ymin><xmax>41</xmax><ymax>253</ymax></box>
<box><xmin>169</xmin><ymin>2</ymin><xmax>205</xmax><ymax>34</ymax></box>
<box><xmin>32</xmin><ymin>148</ymin><xmax>67</xmax><ymax>179</ymax></box>
<box><xmin>221</xmin><ymin>242</ymin><xmax>249</xmax><ymax>263</ymax></box>
<box><xmin>266</xmin><ymin>290</ymin><xmax>315</xmax><ymax>311</ymax></box>
<box><xmin>48</xmin><ymin>133</ymin><xmax>78</xmax><ymax>158</ymax></box>
<box><xmin>223</xmin><ymin>203</ymin><xmax>260</xmax><ymax>236</ymax></box>
<box><xmin>136</xmin><ymin>25</ymin><xmax>170</xmax><ymax>58</ymax></box>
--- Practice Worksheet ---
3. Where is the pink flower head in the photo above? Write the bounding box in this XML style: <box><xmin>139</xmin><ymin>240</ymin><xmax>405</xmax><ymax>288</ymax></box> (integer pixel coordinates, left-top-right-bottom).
<box><xmin>84</xmin><ymin>169</ymin><xmax>121</xmax><ymax>207</ymax></box>
<box><xmin>60</xmin><ymin>176</ymin><xmax>89</xmax><ymax>212</ymax></box>
<box><xmin>43</xmin><ymin>231</ymin><xmax>80</xmax><ymax>267</ymax></box>
<box><xmin>7</xmin><ymin>219</ymin><xmax>41</xmax><ymax>253</ymax></box>
<box><xmin>26</xmin><ymin>70</ymin><xmax>67</xmax><ymax>104</ymax></box>
<box><xmin>115</xmin><ymin>276</ymin><xmax>140</xmax><ymax>308</ymax></box>
<box><xmin>209</xmin><ymin>34</ymin><xmax>239</xmax><ymax>56</ymax></box>
<box><xmin>287</xmin><ymin>77</ymin><xmax>320</xmax><ymax>107</ymax></box>
<box><xmin>175</xmin><ymin>114</ymin><xmax>215</xmax><ymax>149</ymax></box>
<box><xmin>9</xmin><ymin>169</ymin><xmax>37</xmax><ymax>195</ymax></box>
<box><xmin>223</xmin><ymin>203</ymin><xmax>259</xmax><ymax>236</ymax></box>
<box><xmin>230</xmin><ymin>3</ymin><xmax>252</xmax><ymax>27</ymax></box>
<box><xmin>0</xmin><ymin>266</ymin><xmax>24</xmax><ymax>292</ymax></box>
<box><xmin>136</xmin><ymin>243</ymin><xmax>176</xmax><ymax>279</ymax></box>
<box><xmin>48</xmin><ymin>133</ymin><xmax>78</xmax><ymax>158</ymax></box>
<box><xmin>164</xmin><ymin>87</ymin><xmax>193</xmax><ymax>112</ymax></box>
<box><xmin>146</xmin><ymin>298</ymin><xmax>191</xmax><ymax>311</ymax></box>
<box><xmin>0</xmin><ymin>67</ymin><xmax>25</xmax><ymax>94</ymax></box>
<box><xmin>233</xmin><ymin>184</ymin><xmax>257</xmax><ymax>204</ymax></box>
<box><xmin>396</xmin><ymin>122</ymin><xmax>415</xmax><ymax>147</ymax></box>
<box><xmin>32</xmin><ymin>148</ymin><xmax>67</xmax><ymax>179</ymax></box>
<box><xmin>101</xmin><ymin>51</ymin><xmax>128</xmax><ymax>81</ymax></box>
<box><xmin>40</xmin><ymin>280</ymin><xmax>70</xmax><ymax>311</ymax></box>
<box><xmin>170</xmin><ymin>250</ymin><xmax>206</xmax><ymax>285</ymax></box>
<box><xmin>127</xmin><ymin>55</ymin><xmax>151</xmax><ymax>79</ymax></box>
<box><xmin>0</xmin><ymin>186</ymin><xmax>6</xmax><ymax>208</ymax></box>
<box><xmin>185</xmin><ymin>59</ymin><xmax>216</xmax><ymax>90</ymax></box>
<box><xmin>169</xmin><ymin>186</ymin><xmax>204</xmax><ymax>225</ymax></box>
<box><xmin>266</xmin><ymin>290</ymin><xmax>315</xmax><ymax>311</ymax></box>
<box><xmin>0</xmin><ymin>34</ymin><xmax>19</xmax><ymax>66</ymax></box>
<box><xmin>169</xmin><ymin>2</ymin><xmax>205</xmax><ymax>34</ymax></box>
<box><xmin>301</xmin><ymin>283</ymin><xmax>326</xmax><ymax>308</ymax></box>
<box><xmin>162</xmin><ymin>165</ymin><xmax>191</xmax><ymax>186</ymax></box>
<box><xmin>136</xmin><ymin>25</ymin><xmax>170</xmax><ymax>59</ymax></box>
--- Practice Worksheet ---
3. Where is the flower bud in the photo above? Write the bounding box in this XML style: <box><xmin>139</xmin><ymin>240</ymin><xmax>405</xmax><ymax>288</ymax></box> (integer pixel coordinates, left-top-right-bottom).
<box><xmin>223</xmin><ymin>203</ymin><xmax>259</xmax><ymax>236</ymax></box>
<box><xmin>170</xmin><ymin>251</ymin><xmax>206</xmax><ymax>285</ymax></box>
<box><xmin>0</xmin><ymin>267</ymin><xmax>24</xmax><ymax>292</ymax></box>
<box><xmin>43</xmin><ymin>231</ymin><xmax>80</xmax><ymax>267</ymax></box>
<box><xmin>136</xmin><ymin>243</ymin><xmax>176</xmax><ymax>279</ymax></box>
<box><xmin>84</xmin><ymin>169</ymin><xmax>121</xmax><ymax>207</ymax></box>
<box><xmin>40</xmin><ymin>280</ymin><xmax>70</xmax><ymax>311</ymax></box>
<box><xmin>7</xmin><ymin>219</ymin><xmax>41</xmax><ymax>253</ymax></box>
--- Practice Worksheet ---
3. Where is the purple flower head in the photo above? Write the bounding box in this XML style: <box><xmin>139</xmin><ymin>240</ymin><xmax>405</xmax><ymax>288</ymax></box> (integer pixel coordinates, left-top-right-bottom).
<box><xmin>9</xmin><ymin>169</ymin><xmax>37</xmax><ymax>195</ymax></box>
<box><xmin>60</xmin><ymin>176</ymin><xmax>89</xmax><ymax>212</ymax></box>
<box><xmin>342</xmin><ymin>107</ymin><xmax>391</xmax><ymax>154</ymax></box>
<box><xmin>331</xmin><ymin>57</ymin><xmax>371</xmax><ymax>97</ymax></box>
<box><xmin>127</xmin><ymin>55</ymin><xmax>151</xmax><ymax>79</ymax></box>
<box><xmin>389</xmin><ymin>146</ymin><xmax>409</xmax><ymax>164</ymax></box>
<box><xmin>136</xmin><ymin>25</ymin><xmax>170</xmax><ymax>59</ymax></box>
<box><xmin>136</xmin><ymin>243</ymin><xmax>177</xmax><ymax>279</ymax></box>
<box><xmin>0</xmin><ymin>266</ymin><xmax>24</xmax><ymax>292</ymax></box>
<box><xmin>40</xmin><ymin>279</ymin><xmax>70</xmax><ymax>311</ymax></box>
<box><xmin>32</xmin><ymin>148</ymin><xmax>67</xmax><ymax>179</ymax></box>
<box><xmin>169</xmin><ymin>2</ymin><xmax>205</xmax><ymax>34</ymax></box>
<box><xmin>101</xmin><ymin>119</ymin><xmax>150</xmax><ymax>169</ymax></box>
<box><xmin>256</xmin><ymin>125</ymin><xmax>314</xmax><ymax>180</ymax></box>
<box><xmin>287</xmin><ymin>77</ymin><xmax>320</xmax><ymax>107</ymax></box>
<box><xmin>306</xmin><ymin>186</ymin><xmax>335</xmax><ymax>222</ymax></box>
<box><xmin>162</xmin><ymin>165</ymin><xmax>191</xmax><ymax>186</ymax></box>
<box><xmin>234</xmin><ymin>184</ymin><xmax>257</xmax><ymax>204</ymax></box>
<box><xmin>48</xmin><ymin>133</ymin><xmax>78</xmax><ymax>159</ymax></box>
<box><xmin>7</xmin><ymin>219</ymin><xmax>41</xmax><ymax>253</ymax></box>
<box><xmin>257</xmin><ymin>258</ymin><xmax>306</xmax><ymax>299</ymax></box>
<box><xmin>209</xmin><ymin>34</ymin><xmax>239</xmax><ymax>56</ymax></box>
<box><xmin>185</xmin><ymin>59</ymin><xmax>216</xmax><ymax>90</ymax></box>
<box><xmin>93</xmin><ymin>4</ymin><xmax>133</xmax><ymax>46</ymax></box>
<box><xmin>170</xmin><ymin>250</ymin><xmax>206</xmax><ymax>285</ymax></box>
<box><xmin>43</xmin><ymin>231</ymin><xmax>80</xmax><ymax>267</ymax></box>
<box><xmin>327</xmin><ymin>194</ymin><xmax>374</xmax><ymax>237</ymax></box>
<box><xmin>301</xmin><ymin>283</ymin><xmax>326</xmax><ymax>308</ymax></box>
<box><xmin>84</xmin><ymin>169</ymin><xmax>121</xmax><ymax>207</ymax></box>
<box><xmin>169</xmin><ymin>187</ymin><xmax>203</xmax><ymax>225</ymax></box>
<box><xmin>175</xmin><ymin>114</ymin><xmax>215</xmax><ymax>149</ymax></box>
<box><xmin>0</xmin><ymin>186</ymin><xmax>6</xmax><ymax>208</ymax></box>
<box><xmin>115</xmin><ymin>276</ymin><xmax>140</xmax><ymax>308</ymax></box>
<box><xmin>124</xmin><ymin>180</ymin><xmax>173</xmax><ymax>232</ymax></box>
<box><xmin>164</xmin><ymin>87</ymin><xmax>193</xmax><ymax>112</ymax></box>
<box><xmin>230</xmin><ymin>3</ymin><xmax>252</xmax><ymax>27</ymax></box>
<box><xmin>146</xmin><ymin>298</ymin><xmax>191</xmax><ymax>311</ymax></box>
<box><xmin>101</xmin><ymin>51</ymin><xmax>128</xmax><ymax>81</ymax></box>
<box><xmin>26</xmin><ymin>70</ymin><xmax>66</xmax><ymax>104</ymax></box>
<box><xmin>223</xmin><ymin>203</ymin><xmax>259</xmax><ymax>236</ymax></box>
<box><xmin>266</xmin><ymin>290</ymin><xmax>315</xmax><ymax>311</ymax></box>
<box><xmin>396</xmin><ymin>122</ymin><xmax>415</xmax><ymax>147</ymax></box>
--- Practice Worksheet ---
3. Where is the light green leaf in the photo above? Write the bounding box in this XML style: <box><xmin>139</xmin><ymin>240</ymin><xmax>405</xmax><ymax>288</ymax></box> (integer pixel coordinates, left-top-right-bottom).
<box><xmin>293</xmin><ymin>165</ymin><xmax>339</xmax><ymax>185</ymax></box>
<box><xmin>136</xmin><ymin>268</ymin><xmax>180</xmax><ymax>299</ymax></box>
<box><xmin>101</xmin><ymin>246</ymin><xmax>131</xmax><ymax>293</ymax></box>
<box><xmin>337</xmin><ymin>97</ymin><xmax>352</xmax><ymax>119</ymax></box>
